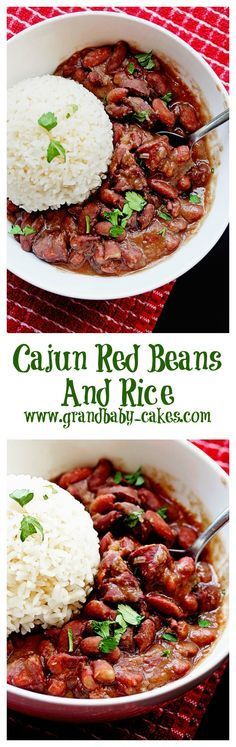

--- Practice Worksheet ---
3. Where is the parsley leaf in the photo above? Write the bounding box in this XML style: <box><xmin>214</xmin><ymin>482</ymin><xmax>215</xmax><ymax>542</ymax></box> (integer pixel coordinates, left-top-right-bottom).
<box><xmin>162</xmin><ymin>632</ymin><xmax>177</xmax><ymax>642</ymax></box>
<box><xmin>125</xmin><ymin>192</ymin><xmax>147</xmax><ymax>213</ymax></box>
<box><xmin>135</xmin><ymin>50</ymin><xmax>155</xmax><ymax>70</ymax></box>
<box><xmin>117</xmin><ymin>604</ymin><xmax>144</xmax><ymax>627</ymax></box>
<box><xmin>114</xmin><ymin>471</ymin><xmax>123</xmax><ymax>484</ymax></box>
<box><xmin>91</xmin><ymin>620</ymin><xmax>111</xmax><ymax>638</ymax></box>
<box><xmin>161</xmin><ymin>92</ymin><xmax>172</xmax><ymax>105</ymax></box>
<box><xmin>157</xmin><ymin>507</ymin><xmax>168</xmax><ymax>520</ymax></box>
<box><xmin>47</xmin><ymin>139</ymin><xmax>66</xmax><ymax>163</ymax></box>
<box><xmin>20</xmin><ymin>516</ymin><xmax>44</xmax><ymax>543</ymax></box>
<box><xmin>134</xmin><ymin>110</ymin><xmax>150</xmax><ymax>122</ymax></box>
<box><xmin>124</xmin><ymin>466</ymin><xmax>145</xmax><ymax>486</ymax></box>
<box><xmin>128</xmin><ymin>62</ymin><xmax>135</xmax><ymax>74</ymax></box>
<box><xmin>10</xmin><ymin>489</ymin><xmax>34</xmax><ymax>508</ymax></box>
<box><xmin>158</xmin><ymin>227</ymin><xmax>167</xmax><ymax>237</ymax></box>
<box><xmin>124</xmin><ymin>509</ymin><xmax>144</xmax><ymax>528</ymax></box>
<box><xmin>85</xmin><ymin>215</ymin><xmax>91</xmax><ymax>234</ymax></box>
<box><xmin>198</xmin><ymin>618</ymin><xmax>212</xmax><ymax>628</ymax></box>
<box><xmin>99</xmin><ymin>636</ymin><xmax>119</xmax><ymax>653</ymax></box>
<box><xmin>68</xmin><ymin>628</ymin><xmax>74</xmax><ymax>652</ymax></box>
<box><xmin>66</xmin><ymin>104</ymin><xmax>78</xmax><ymax>119</ymax></box>
<box><xmin>8</xmin><ymin>225</ymin><xmax>36</xmax><ymax>236</ymax></box>
<box><xmin>110</xmin><ymin>225</ymin><xmax>125</xmax><ymax>238</ymax></box>
<box><xmin>157</xmin><ymin>210</ymin><xmax>172</xmax><ymax>221</ymax></box>
<box><xmin>189</xmin><ymin>193</ymin><xmax>201</xmax><ymax>204</ymax></box>
<box><xmin>38</xmin><ymin>111</ymin><xmax>57</xmax><ymax>131</ymax></box>
<box><xmin>161</xmin><ymin>648</ymin><xmax>171</xmax><ymax>657</ymax></box>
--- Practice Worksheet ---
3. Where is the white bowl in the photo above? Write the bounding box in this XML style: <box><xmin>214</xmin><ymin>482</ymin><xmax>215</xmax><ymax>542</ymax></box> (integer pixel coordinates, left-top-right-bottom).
<box><xmin>7</xmin><ymin>439</ymin><xmax>229</xmax><ymax>722</ymax></box>
<box><xmin>7</xmin><ymin>11</ymin><xmax>229</xmax><ymax>300</ymax></box>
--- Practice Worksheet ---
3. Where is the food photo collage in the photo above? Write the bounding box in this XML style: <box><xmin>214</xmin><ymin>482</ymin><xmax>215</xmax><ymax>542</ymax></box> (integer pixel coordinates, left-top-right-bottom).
<box><xmin>5</xmin><ymin>2</ymin><xmax>231</xmax><ymax>743</ymax></box>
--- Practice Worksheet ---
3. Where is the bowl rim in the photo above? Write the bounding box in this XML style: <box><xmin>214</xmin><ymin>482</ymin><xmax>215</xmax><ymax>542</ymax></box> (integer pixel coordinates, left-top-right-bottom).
<box><xmin>7</xmin><ymin>10</ymin><xmax>229</xmax><ymax>300</ymax></box>
<box><xmin>7</xmin><ymin>439</ymin><xmax>229</xmax><ymax>712</ymax></box>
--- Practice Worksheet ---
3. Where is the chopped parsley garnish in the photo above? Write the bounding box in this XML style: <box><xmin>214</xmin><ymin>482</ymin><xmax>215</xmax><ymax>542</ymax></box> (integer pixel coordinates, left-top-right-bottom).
<box><xmin>161</xmin><ymin>92</ymin><xmax>172</xmax><ymax>105</ymax></box>
<box><xmin>124</xmin><ymin>510</ymin><xmax>144</xmax><ymax>528</ymax></box>
<box><xmin>38</xmin><ymin>111</ymin><xmax>57</xmax><ymax>131</ymax></box>
<box><xmin>85</xmin><ymin>215</ymin><xmax>91</xmax><ymax>234</ymax></box>
<box><xmin>66</xmin><ymin>104</ymin><xmax>78</xmax><ymax>119</ymax></box>
<box><xmin>10</xmin><ymin>489</ymin><xmax>34</xmax><ymax>508</ymax></box>
<box><xmin>161</xmin><ymin>648</ymin><xmax>171</xmax><ymax>657</ymax></box>
<box><xmin>157</xmin><ymin>210</ymin><xmax>172</xmax><ymax>221</ymax></box>
<box><xmin>162</xmin><ymin>632</ymin><xmax>177</xmax><ymax>642</ymax></box>
<box><xmin>135</xmin><ymin>50</ymin><xmax>155</xmax><ymax>70</ymax></box>
<box><xmin>189</xmin><ymin>193</ymin><xmax>201</xmax><ymax>204</ymax></box>
<box><xmin>47</xmin><ymin>139</ymin><xmax>66</xmax><ymax>164</ymax></box>
<box><xmin>45</xmin><ymin>483</ymin><xmax>58</xmax><ymax>494</ymax></box>
<box><xmin>124</xmin><ymin>466</ymin><xmax>145</xmax><ymax>487</ymax></box>
<box><xmin>125</xmin><ymin>192</ymin><xmax>147</xmax><ymax>213</ymax></box>
<box><xmin>92</xmin><ymin>604</ymin><xmax>144</xmax><ymax>653</ymax></box>
<box><xmin>134</xmin><ymin>110</ymin><xmax>150</xmax><ymax>123</ymax></box>
<box><xmin>20</xmin><ymin>516</ymin><xmax>44</xmax><ymax>543</ymax></box>
<box><xmin>104</xmin><ymin>193</ymin><xmax>147</xmax><ymax>238</ymax></box>
<box><xmin>68</xmin><ymin>628</ymin><xmax>74</xmax><ymax>653</ymax></box>
<box><xmin>43</xmin><ymin>494</ymin><xmax>49</xmax><ymax>500</ymax></box>
<box><xmin>92</xmin><ymin>620</ymin><xmax>111</xmax><ymax>638</ymax></box>
<box><xmin>118</xmin><ymin>604</ymin><xmax>143</xmax><ymax>626</ymax></box>
<box><xmin>114</xmin><ymin>470</ymin><xmax>123</xmax><ymax>484</ymax></box>
<box><xmin>158</xmin><ymin>227</ymin><xmax>167</xmax><ymax>238</ymax></box>
<box><xmin>128</xmin><ymin>62</ymin><xmax>135</xmax><ymax>74</ymax></box>
<box><xmin>110</xmin><ymin>225</ymin><xmax>125</xmax><ymax>238</ymax></box>
<box><xmin>211</xmin><ymin>167</ymin><xmax>215</xmax><ymax>174</ymax></box>
<box><xmin>198</xmin><ymin>618</ymin><xmax>212</xmax><ymax>628</ymax></box>
<box><xmin>8</xmin><ymin>225</ymin><xmax>36</xmax><ymax>236</ymax></box>
<box><xmin>157</xmin><ymin>507</ymin><xmax>168</xmax><ymax>520</ymax></box>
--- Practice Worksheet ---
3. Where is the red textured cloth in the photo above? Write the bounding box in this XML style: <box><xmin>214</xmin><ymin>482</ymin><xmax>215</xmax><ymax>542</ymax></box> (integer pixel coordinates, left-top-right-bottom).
<box><xmin>7</xmin><ymin>6</ymin><xmax>229</xmax><ymax>333</ymax></box>
<box><xmin>8</xmin><ymin>440</ymin><xmax>229</xmax><ymax>740</ymax></box>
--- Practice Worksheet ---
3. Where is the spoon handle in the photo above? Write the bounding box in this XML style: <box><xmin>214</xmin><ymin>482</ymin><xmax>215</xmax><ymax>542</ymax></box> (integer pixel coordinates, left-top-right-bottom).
<box><xmin>191</xmin><ymin>507</ymin><xmax>229</xmax><ymax>562</ymax></box>
<box><xmin>189</xmin><ymin>107</ymin><xmax>229</xmax><ymax>146</ymax></box>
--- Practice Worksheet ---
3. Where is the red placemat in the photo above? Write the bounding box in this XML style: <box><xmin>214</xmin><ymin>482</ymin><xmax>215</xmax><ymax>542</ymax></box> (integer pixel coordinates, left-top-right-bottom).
<box><xmin>8</xmin><ymin>440</ymin><xmax>229</xmax><ymax>740</ymax></box>
<box><xmin>7</xmin><ymin>6</ymin><xmax>229</xmax><ymax>333</ymax></box>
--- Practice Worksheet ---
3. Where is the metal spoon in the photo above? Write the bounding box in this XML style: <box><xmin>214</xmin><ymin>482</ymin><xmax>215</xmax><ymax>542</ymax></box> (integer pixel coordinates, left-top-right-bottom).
<box><xmin>170</xmin><ymin>507</ymin><xmax>229</xmax><ymax>563</ymax></box>
<box><xmin>156</xmin><ymin>107</ymin><xmax>229</xmax><ymax>148</ymax></box>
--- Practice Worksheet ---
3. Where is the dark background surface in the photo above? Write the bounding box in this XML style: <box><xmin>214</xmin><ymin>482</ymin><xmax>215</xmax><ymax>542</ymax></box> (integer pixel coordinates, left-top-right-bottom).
<box><xmin>7</xmin><ymin>664</ymin><xmax>229</xmax><ymax>741</ymax></box>
<box><xmin>155</xmin><ymin>227</ymin><xmax>229</xmax><ymax>333</ymax></box>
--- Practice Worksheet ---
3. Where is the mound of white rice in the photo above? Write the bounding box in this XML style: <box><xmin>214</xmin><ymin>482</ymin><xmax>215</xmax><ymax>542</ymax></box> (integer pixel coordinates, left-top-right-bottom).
<box><xmin>7</xmin><ymin>74</ymin><xmax>113</xmax><ymax>212</ymax></box>
<box><xmin>7</xmin><ymin>474</ymin><xmax>100</xmax><ymax>635</ymax></box>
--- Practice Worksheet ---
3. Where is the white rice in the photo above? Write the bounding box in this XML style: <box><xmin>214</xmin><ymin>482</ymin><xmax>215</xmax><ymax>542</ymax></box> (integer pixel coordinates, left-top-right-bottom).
<box><xmin>7</xmin><ymin>474</ymin><xmax>100</xmax><ymax>635</ymax></box>
<box><xmin>7</xmin><ymin>75</ymin><xmax>113</xmax><ymax>212</ymax></box>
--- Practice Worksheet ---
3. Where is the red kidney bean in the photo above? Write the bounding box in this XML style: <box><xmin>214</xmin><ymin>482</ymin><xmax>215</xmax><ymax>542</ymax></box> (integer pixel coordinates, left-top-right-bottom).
<box><xmin>152</xmin><ymin>98</ymin><xmax>175</xmax><ymax>127</ymax></box>
<box><xmin>80</xmin><ymin>664</ymin><xmax>97</xmax><ymax>691</ymax></box>
<box><xmin>190</xmin><ymin>628</ymin><xmax>217</xmax><ymax>646</ymax></box>
<box><xmin>93</xmin><ymin>660</ymin><xmax>115</xmax><ymax>683</ymax></box>
<box><xmin>177</xmin><ymin>174</ymin><xmax>192</xmax><ymax>192</ymax></box>
<box><xmin>178</xmin><ymin>103</ymin><xmax>199</xmax><ymax>132</ymax></box>
<box><xmin>83</xmin><ymin>46</ymin><xmax>111</xmax><ymax>68</ymax></box>
<box><xmin>88</xmin><ymin>459</ymin><xmax>113</xmax><ymax>491</ymax></box>
<box><xmin>148</xmin><ymin>179</ymin><xmax>178</xmax><ymax>200</ymax></box>
<box><xmin>144</xmin><ymin>510</ymin><xmax>175</xmax><ymax>543</ymax></box>
<box><xmin>83</xmin><ymin>600</ymin><xmax>116</xmax><ymax>621</ymax></box>
<box><xmin>146</xmin><ymin>593</ymin><xmax>184</xmax><ymax>618</ymax></box>
<box><xmin>178</xmin><ymin>525</ymin><xmax>198</xmax><ymax>549</ymax></box>
<box><xmin>58</xmin><ymin>467</ymin><xmax>92</xmax><ymax>490</ymax></box>
<box><xmin>106</xmin><ymin>41</ymin><xmax>128</xmax><ymax>73</ymax></box>
<box><xmin>80</xmin><ymin>637</ymin><xmax>102</xmax><ymax>656</ymax></box>
<box><xmin>180</xmin><ymin>200</ymin><xmax>204</xmax><ymax>222</ymax></box>
<box><xmin>134</xmin><ymin>619</ymin><xmax>156</xmax><ymax>653</ymax></box>
<box><xmin>90</xmin><ymin>494</ymin><xmax>116</xmax><ymax>515</ymax></box>
<box><xmin>175</xmin><ymin>641</ymin><xmax>199</xmax><ymax>657</ymax></box>
<box><xmin>196</xmin><ymin>562</ymin><xmax>213</xmax><ymax>584</ymax></box>
<box><xmin>198</xmin><ymin>584</ymin><xmax>222</xmax><ymax>612</ymax></box>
